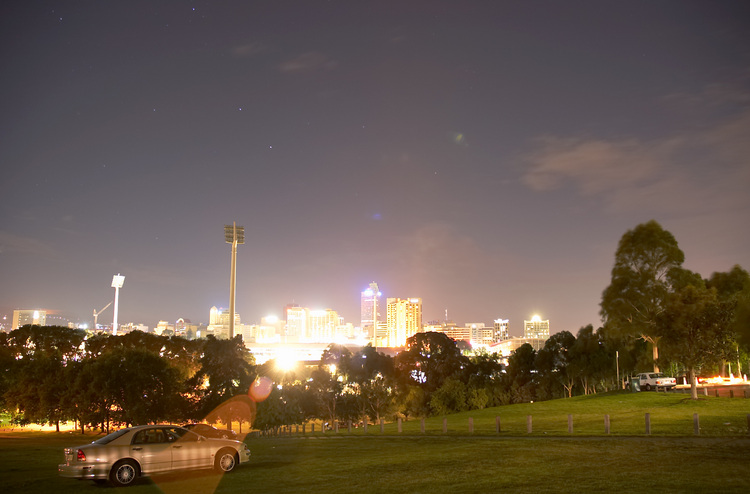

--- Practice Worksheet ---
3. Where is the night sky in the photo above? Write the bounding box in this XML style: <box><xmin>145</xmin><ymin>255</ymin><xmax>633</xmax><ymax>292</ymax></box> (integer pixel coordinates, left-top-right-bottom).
<box><xmin>2</xmin><ymin>1</ymin><xmax>749</xmax><ymax>336</ymax></box>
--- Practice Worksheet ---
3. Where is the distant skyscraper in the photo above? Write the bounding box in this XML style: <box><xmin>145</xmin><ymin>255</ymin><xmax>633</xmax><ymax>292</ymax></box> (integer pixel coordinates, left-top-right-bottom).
<box><xmin>494</xmin><ymin>319</ymin><xmax>510</xmax><ymax>341</ymax></box>
<box><xmin>523</xmin><ymin>315</ymin><xmax>550</xmax><ymax>339</ymax></box>
<box><xmin>360</xmin><ymin>282</ymin><xmax>382</xmax><ymax>340</ymax></box>
<box><xmin>308</xmin><ymin>309</ymin><xmax>338</xmax><ymax>343</ymax></box>
<box><xmin>385</xmin><ymin>297</ymin><xmax>422</xmax><ymax>347</ymax></box>
<box><xmin>285</xmin><ymin>304</ymin><xmax>307</xmax><ymax>342</ymax></box>
<box><xmin>12</xmin><ymin>309</ymin><xmax>46</xmax><ymax>329</ymax></box>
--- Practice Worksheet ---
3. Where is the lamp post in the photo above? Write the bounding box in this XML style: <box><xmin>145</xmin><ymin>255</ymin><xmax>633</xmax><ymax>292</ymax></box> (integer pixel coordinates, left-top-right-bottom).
<box><xmin>224</xmin><ymin>222</ymin><xmax>245</xmax><ymax>339</ymax></box>
<box><xmin>111</xmin><ymin>274</ymin><xmax>125</xmax><ymax>335</ymax></box>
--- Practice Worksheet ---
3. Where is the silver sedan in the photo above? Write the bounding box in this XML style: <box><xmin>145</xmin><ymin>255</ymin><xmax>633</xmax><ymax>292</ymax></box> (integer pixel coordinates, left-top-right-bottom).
<box><xmin>59</xmin><ymin>424</ymin><xmax>251</xmax><ymax>487</ymax></box>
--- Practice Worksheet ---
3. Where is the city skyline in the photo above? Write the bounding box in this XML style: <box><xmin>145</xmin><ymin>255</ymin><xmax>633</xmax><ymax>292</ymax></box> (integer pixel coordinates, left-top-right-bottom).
<box><xmin>2</xmin><ymin>2</ymin><xmax>748</xmax><ymax>336</ymax></box>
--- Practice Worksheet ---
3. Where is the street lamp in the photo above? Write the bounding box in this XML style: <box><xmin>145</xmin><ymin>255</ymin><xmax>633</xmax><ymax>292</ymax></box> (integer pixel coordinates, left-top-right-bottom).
<box><xmin>224</xmin><ymin>223</ymin><xmax>245</xmax><ymax>339</ymax></box>
<box><xmin>111</xmin><ymin>274</ymin><xmax>125</xmax><ymax>335</ymax></box>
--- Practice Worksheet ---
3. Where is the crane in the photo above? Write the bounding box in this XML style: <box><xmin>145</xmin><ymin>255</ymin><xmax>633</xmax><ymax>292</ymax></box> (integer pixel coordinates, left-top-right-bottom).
<box><xmin>93</xmin><ymin>302</ymin><xmax>112</xmax><ymax>330</ymax></box>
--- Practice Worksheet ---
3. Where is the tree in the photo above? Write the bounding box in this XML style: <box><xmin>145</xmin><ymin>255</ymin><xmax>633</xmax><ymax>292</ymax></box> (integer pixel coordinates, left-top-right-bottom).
<box><xmin>503</xmin><ymin>343</ymin><xmax>537</xmax><ymax>403</ymax></box>
<box><xmin>600</xmin><ymin>220</ymin><xmax>686</xmax><ymax>371</ymax></box>
<box><xmin>569</xmin><ymin>325</ymin><xmax>613</xmax><ymax>395</ymax></box>
<box><xmin>395</xmin><ymin>332</ymin><xmax>468</xmax><ymax>392</ymax></box>
<box><xmin>707</xmin><ymin>265</ymin><xmax>750</xmax><ymax>375</ymax></box>
<box><xmin>658</xmin><ymin>284</ymin><xmax>736</xmax><ymax>399</ymax></box>
<box><xmin>189</xmin><ymin>335</ymin><xmax>256</xmax><ymax>422</ymax></box>
<box><xmin>535</xmin><ymin>331</ymin><xmax>576</xmax><ymax>398</ymax></box>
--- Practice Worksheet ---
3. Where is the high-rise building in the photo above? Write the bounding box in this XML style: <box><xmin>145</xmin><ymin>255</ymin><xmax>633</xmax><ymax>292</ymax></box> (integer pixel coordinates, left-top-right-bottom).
<box><xmin>308</xmin><ymin>309</ymin><xmax>338</xmax><ymax>343</ymax></box>
<box><xmin>494</xmin><ymin>319</ymin><xmax>510</xmax><ymax>341</ymax></box>
<box><xmin>360</xmin><ymin>282</ymin><xmax>382</xmax><ymax>340</ymax></box>
<box><xmin>285</xmin><ymin>304</ymin><xmax>307</xmax><ymax>342</ymax></box>
<box><xmin>524</xmin><ymin>315</ymin><xmax>550</xmax><ymax>339</ymax></box>
<box><xmin>12</xmin><ymin>309</ymin><xmax>46</xmax><ymax>329</ymax></box>
<box><xmin>385</xmin><ymin>297</ymin><xmax>422</xmax><ymax>347</ymax></box>
<box><xmin>208</xmin><ymin>306</ymin><xmax>240</xmax><ymax>339</ymax></box>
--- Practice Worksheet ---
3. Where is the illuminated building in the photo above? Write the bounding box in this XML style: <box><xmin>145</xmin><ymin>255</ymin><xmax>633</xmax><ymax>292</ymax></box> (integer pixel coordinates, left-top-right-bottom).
<box><xmin>385</xmin><ymin>297</ymin><xmax>422</xmax><ymax>347</ymax></box>
<box><xmin>285</xmin><ymin>304</ymin><xmax>307</xmax><ymax>343</ymax></box>
<box><xmin>524</xmin><ymin>315</ymin><xmax>550</xmax><ymax>339</ymax></box>
<box><xmin>208</xmin><ymin>306</ymin><xmax>240</xmax><ymax>339</ymax></box>
<box><xmin>12</xmin><ymin>309</ymin><xmax>46</xmax><ymax>329</ymax></box>
<box><xmin>307</xmin><ymin>309</ymin><xmax>338</xmax><ymax>343</ymax></box>
<box><xmin>360</xmin><ymin>282</ymin><xmax>382</xmax><ymax>340</ymax></box>
<box><xmin>494</xmin><ymin>319</ymin><xmax>510</xmax><ymax>341</ymax></box>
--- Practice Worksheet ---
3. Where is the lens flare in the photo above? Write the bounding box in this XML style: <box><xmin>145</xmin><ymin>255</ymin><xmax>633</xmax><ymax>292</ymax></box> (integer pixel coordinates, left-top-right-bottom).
<box><xmin>249</xmin><ymin>376</ymin><xmax>272</xmax><ymax>402</ymax></box>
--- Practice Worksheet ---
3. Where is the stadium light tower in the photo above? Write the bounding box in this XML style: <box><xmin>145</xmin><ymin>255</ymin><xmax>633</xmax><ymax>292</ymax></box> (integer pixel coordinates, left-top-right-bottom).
<box><xmin>224</xmin><ymin>222</ymin><xmax>245</xmax><ymax>339</ymax></box>
<box><xmin>111</xmin><ymin>274</ymin><xmax>125</xmax><ymax>335</ymax></box>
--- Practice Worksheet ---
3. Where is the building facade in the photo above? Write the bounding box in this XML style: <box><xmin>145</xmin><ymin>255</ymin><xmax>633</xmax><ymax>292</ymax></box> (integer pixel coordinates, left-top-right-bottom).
<box><xmin>385</xmin><ymin>297</ymin><xmax>422</xmax><ymax>347</ymax></box>
<box><xmin>12</xmin><ymin>309</ymin><xmax>46</xmax><ymax>329</ymax></box>
<box><xmin>523</xmin><ymin>315</ymin><xmax>550</xmax><ymax>339</ymax></box>
<box><xmin>360</xmin><ymin>282</ymin><xmax>382</xmax><ymax>340</ymax></box>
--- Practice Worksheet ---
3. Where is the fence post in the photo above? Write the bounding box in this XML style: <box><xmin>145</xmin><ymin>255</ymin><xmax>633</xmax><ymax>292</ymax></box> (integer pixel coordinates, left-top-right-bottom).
<box><xmin>568</xmin><ymin>414</ymin><xmax>573</xmax><ymax>434</ymax></box>
<box><xmin>398</xmin><ymin>417</ymin><xmax>402</xmax><ymax>433</ymax></box>
<box><xmin>303</xmin><ymin>423</ymin><xmax>306</xmax><ymax>435</ymax></box>
<box><xmin>348</xmin><ymin>420</ymin><xmax>352</xmax><ymax>433</ymax></box>
<box><xmin>380</xmin><ymin>418</ymin><xmax>384</xmax><ymax>433</ymax></box>
<box><xmin>420</xmin><ymin>418</ymin><xmax>425</xmax><ymax>434</ymax></box>
<box><xmin>443</xmin><ymin>417</ymin><xmax>448</xmax><ymax>434</ymax></box>
<box><xmin>468</xmin><ymin>417</ymin><xmax>474</xmax><ymax>434</ymax></box>
<box><xmin>363</xmin><ymin>421</ymin><xmax>368</xmax><ymax>433</ymax></box>
<box><xmin>730</xmin><ymin>390</ymin><xmax>734</xmax><ymax>398</ymax></box>
<box><xmin>604</xmin><ymin>415</ymin><xmax>610</xmax><ymax>434</ymax></box>
<box><xmin>703</xmin><ymin>387</ymin><xmax>708</xmax><ymax>397</ymax></box>
<box><xmin>311</xmin><ymin>423</ymin><xmax>315</xmax><ymax>434</ymax></box>
<box><xmin>335</xmin><ymin>421</ymin><xmax>339</xmax><ymax>433</ymax></box>
<box><xmin>495</xmin><ymin>416</ymin><xmax>501</xmax><ymax>433</ymax></box>
<box><xmin>645</xmin><ymin>413</ymin><xmax>651</xmax><ymax>435</ymax></box>
<box><xmin>694</xmin><ymin>413</ymin><xmax>700</xmax><ymax>435</ymax></box>
<box><xmin>527</xmin><ymin>415</ymin><xmax>532</xmax><ymax>434</ymax></box>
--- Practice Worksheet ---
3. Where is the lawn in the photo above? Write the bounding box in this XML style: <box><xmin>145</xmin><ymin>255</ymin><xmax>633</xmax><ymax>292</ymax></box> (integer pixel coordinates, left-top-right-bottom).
<box><xmin>2</xmin><ymin>392</ymin><xmax>748</xmax><ymax>493</ymax></box>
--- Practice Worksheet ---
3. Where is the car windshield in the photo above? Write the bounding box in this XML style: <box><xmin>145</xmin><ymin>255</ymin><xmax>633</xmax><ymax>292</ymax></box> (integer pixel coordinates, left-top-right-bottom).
<box><xmin>653</xmin><ymin>373</ymin><xmax>665</xmax><ymax>378</ymax></box>
<box><xmin>92</xmin><ymin>428</ymin><xmax>131</xmax><ymax>445</ymax></box>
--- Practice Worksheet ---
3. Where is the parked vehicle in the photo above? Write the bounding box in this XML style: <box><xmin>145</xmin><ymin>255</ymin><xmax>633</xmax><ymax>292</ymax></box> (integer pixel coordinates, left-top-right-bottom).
<box><xmin>59</xmin><ymin>424</ymin><xmax>250</xmax><ymax>487</ymax></box>
<box><xmin>184</xmin><ymin>423</ymin><xmax>238</xmax><ymax>440</ymax></box>
<box><xmin>636</xmin><ymin>372</ymin><xmax>676</xmax><ymax>391</ymax></box>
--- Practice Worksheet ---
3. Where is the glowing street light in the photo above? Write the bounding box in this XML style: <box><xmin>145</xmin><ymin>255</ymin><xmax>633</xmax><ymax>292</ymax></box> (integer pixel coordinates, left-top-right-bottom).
<box><xmin>224</xmin><ymin>222</ymin><xmax>245</xmax><ymax>340</ymax></box>
<box><xmin>111</xmin><ymin>274</ymin><xmax>125</xmax><ymax>335</ymax></box>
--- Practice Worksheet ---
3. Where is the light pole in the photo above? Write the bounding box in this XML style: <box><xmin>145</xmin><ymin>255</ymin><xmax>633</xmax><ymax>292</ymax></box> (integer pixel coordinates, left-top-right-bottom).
<box><xmin>224</xmin><ymin>223</ymin><xmax>245</xmax><ymax>340</ymax></box>
<box><xmin>111</xmin><ymin>274</ymin><xmax>125</xmax><ymax>335</ymax></box>
<box><xmin>616</xmin><ymin>350</ymin><xmax>620</xmax><ymax>389</ymax></box>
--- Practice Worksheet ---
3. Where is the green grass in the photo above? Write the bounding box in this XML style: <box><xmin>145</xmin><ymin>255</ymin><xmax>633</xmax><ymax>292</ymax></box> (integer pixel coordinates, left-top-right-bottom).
<box><xmin>310</xmin><ymin>391</ymin><xmax>750</xmax><ymax>437</ymax></box>
<box><xmin>2</xmin><ymin>392</ymin><xmax>749</xmax><ymax>493</ymax></box>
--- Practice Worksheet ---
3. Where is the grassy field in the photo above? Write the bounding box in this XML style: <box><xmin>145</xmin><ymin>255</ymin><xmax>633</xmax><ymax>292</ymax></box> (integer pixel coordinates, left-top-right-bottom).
<box><xmin>2</xmin><ymin>392</ymin><xmax>749</xmax><ymax>493</ymax></box>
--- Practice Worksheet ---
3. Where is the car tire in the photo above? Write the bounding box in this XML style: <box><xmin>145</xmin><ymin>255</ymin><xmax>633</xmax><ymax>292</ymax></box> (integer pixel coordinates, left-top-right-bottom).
<box><xmin>645</xmin><ymin>384</ymin><xmax>652</xmax><ymax>391</ymax></box>
<box><xmin>215</xmin><ymin>448</ymin><xmax>238</xmax><ymax>473</ymax></box>
<box><xmin>109</xmin><ymin>459</ymin><xmax>139</xmax><ymax>487</ymax></box>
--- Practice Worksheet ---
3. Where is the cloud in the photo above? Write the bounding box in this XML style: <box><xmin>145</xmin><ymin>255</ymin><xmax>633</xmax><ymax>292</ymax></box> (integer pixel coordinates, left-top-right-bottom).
<box><xmin>521</xmin><ymin>84</ymin><xmax>750</xmax><ymax>216</ymax></box>
<box><xmin>278</xmin><ymin>52</ymin><xmax>337</xmax><ymax>73</ymax></box>
<box><xmin>0</xmin><ymin>231</ymin><xmax>59</xmax><ymax>259</ymax></box>
<box><xmin>231</xmin><ymin>42</ymin><xmax>267</xmax><ymax>57</ymax></box>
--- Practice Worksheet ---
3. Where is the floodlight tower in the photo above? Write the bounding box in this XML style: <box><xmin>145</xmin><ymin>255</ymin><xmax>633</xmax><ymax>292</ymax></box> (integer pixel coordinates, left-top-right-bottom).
<box><xmin>111</xmin><ymin>274</ymin><xmax>125</xmax><ymax>335</ymax></box>
<box><xmin>224</xmin><ymin>222</ymin><xmax>245</xmax><ymax>340</ymax></box>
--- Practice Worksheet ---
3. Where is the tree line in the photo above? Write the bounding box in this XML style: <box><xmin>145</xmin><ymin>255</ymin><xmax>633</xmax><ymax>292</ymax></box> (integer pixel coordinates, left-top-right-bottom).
<box><xmin>1</xmin><ymin>221</ymin><xmax>748</xmax><ymax>432</ymax></box>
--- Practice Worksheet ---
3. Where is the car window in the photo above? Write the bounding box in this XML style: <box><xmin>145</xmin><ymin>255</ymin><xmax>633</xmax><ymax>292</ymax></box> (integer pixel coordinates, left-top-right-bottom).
<box><xmin>93</xmin><ymin>428</ymin><xmax>131</xmax><ymax>445</ymax></box>
<box><xmin>132</xmin><ymin>429</ymin><xmax>168</xmax><ymax>444</ymax></box>
<box><xmin>170</xmin><ymin>428</ymin><xmax>200</xmax><ymax>442</ymax></box>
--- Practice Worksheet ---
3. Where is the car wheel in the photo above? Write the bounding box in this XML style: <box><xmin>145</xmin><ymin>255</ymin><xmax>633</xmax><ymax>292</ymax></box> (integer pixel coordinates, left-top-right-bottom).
<box><xmin>109</xmin><ymin>459</ymin><xmax>139</xmax><ymax>487</ymax></box>
<box><xmin>645</xmin><ymin>384</ymin><xmax>652</xmax><ymax>391</ymax></box>
<box><xmin>215</xmin><ymin>448</ymin><xmax>238</xmax><ymax>473</ymax></box>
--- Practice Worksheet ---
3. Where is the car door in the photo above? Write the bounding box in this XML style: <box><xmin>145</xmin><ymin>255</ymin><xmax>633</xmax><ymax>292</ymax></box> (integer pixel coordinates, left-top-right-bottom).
<box><xmin>167</xmin><ymin>428</ymin><xmax>214</xmax><ymax>470</ymax></box>
<box><xmin>130</xmin><ymin>428</ymin><xmax>173</xmax><ymax>474</ymax></box>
